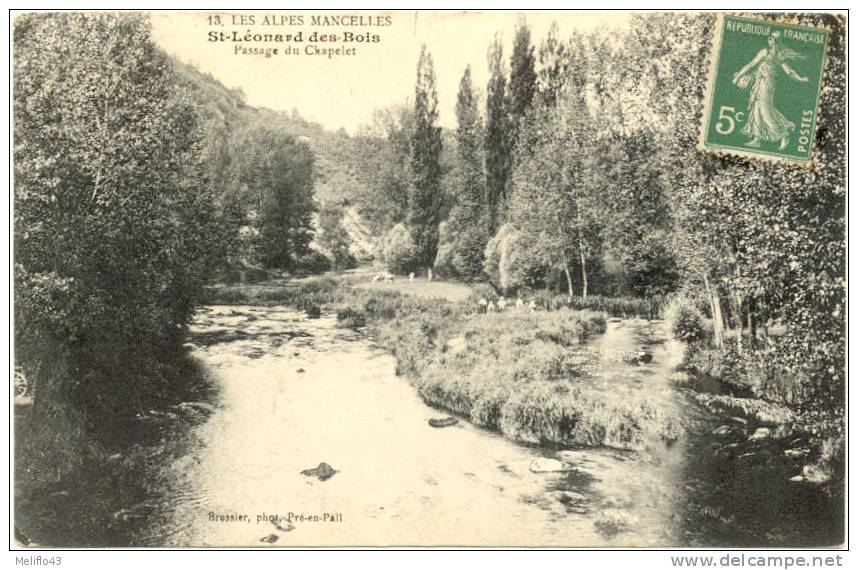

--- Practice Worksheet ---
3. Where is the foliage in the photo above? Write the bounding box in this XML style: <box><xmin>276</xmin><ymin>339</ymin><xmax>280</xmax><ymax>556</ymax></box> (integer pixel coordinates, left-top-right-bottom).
<box><xmin>381</xmin><ymin>223</ymin><xmax>420</xmax><ymax>274</ymax></box>
<box><xmin>483</xmin><ymin>224</ymin><xmax>545</xmax><ymax>293</ymax></box>
<box><xmin>439</xmin><ymin>65</ymin><xmax>488</xmax><ymax>280</ymax></box>
<box><xmin>508</xmin><ymin>18</ymin><xmax>537</xmax><ymax>142</ymax></box>
<box><xmin>232</xmin><ymin>126</ymin><xmax>316</xmax><ymax>269</ymax></box>
<box><xmin>408</xmin><ymin>45</ymin><xmax>444</xmax><ymax>269</ymax></box>
<box><xmin>663</xmin><ymin>296</ymin><xmax>709</xmax><ymax>344</ymax></box>
<box><xmin>484</xmin><ymin>36</ymin><xmax>511</xmax><ymax>233</ymax></box>
<box><xmin>14</xmin><ymin>11</ymin><xmax>226</xmax><ymax>446</ymax></box>
<box><xmin>336</xmin><ymin>307</ymin><xmax>367</xmax><ymax>329</ymax></box>
<box><xmin>317</xmin><ymin>206</ymin><xmax>357</xmax><ymax>270</ymax></box>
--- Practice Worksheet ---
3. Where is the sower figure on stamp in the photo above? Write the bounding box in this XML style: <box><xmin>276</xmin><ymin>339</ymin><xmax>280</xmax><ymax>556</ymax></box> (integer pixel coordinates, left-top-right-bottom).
<box><xmin>732</xmin><ymin>30</ymin><xmax>809</xmax><ymax>150</ymax></box>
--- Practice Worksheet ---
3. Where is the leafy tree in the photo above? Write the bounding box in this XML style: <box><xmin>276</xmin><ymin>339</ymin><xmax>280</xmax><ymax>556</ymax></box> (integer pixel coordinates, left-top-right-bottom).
<box><xmin>536</xmin><ymin>22</ymin><xmax>571</xmax><ymax>107</ymax></box>
<box><xmin>14</xmin><ymin>13</ymin><xmax>221</xmax><ymax>424</ymax></box>
<box><xmin>354</xmin><ymin>103</ymin><xmax>413</xmax><ymax>235</ymax></box>
<box><xmin>408</xmin><ymin>45</ymin><xmax>444</xmax><ymax>269</ymax></box>
<box><xmin>234</xmin><ymin>126</ymin><xmax>316</xmax><ymax>269</ymax></box>
<box><xmin>508</xmin><ymin>18</ymin><xmax>537</xmax><ymax>137</ymax></box>
<box><xmin>436</xmin><ymin>65</ymin><xmax>488</xmax><ymax>279</ymax></box>
<box><xmin>382</xmin><ymin>223</ymin><xmax>419</xmax><ymax>274</ymax></box>
<box><xmin>484</xmin><ymin>35</ymin><xmax>510</xmax><ymax>234</ymax></box>
<box><xmin>317</xmin><ymin>206</ymin><xmax>357</xmax><ymax>270</ymax></box>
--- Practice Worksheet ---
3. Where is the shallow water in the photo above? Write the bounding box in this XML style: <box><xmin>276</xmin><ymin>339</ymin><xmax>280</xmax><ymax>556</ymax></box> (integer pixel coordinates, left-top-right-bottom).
<box><xmin>130</xmin><ymin>306</ymin><xmax>691</xmax><ymax>547</ymax></box>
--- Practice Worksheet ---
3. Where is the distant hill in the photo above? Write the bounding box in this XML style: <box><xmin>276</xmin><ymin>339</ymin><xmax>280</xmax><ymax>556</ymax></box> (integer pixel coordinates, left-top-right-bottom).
<box><xmin>168</xmin><ymin>56</ymin><xmax>381</xmax><ymax>258</ymax></box>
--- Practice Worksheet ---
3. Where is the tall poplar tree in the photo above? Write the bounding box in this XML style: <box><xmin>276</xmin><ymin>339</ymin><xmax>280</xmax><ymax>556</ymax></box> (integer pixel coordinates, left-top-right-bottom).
<box><xmin>508</xmin><ymin>18</ymin><xmax>537</xmax><ymax>134</ymax></box>
<box><xmin>443</xmin><ymin>65</ymin><xmax>487</xmax><ymax>278</ymax></box>
<box><xmin>408</xmin><ymin>45</ymin><xmax>444</xmax><ymax>269</ymax></box>
<box><xmin>484</xmin><ymin>36</ymin><xmax>509</xmax><ymax>235</ymax></box>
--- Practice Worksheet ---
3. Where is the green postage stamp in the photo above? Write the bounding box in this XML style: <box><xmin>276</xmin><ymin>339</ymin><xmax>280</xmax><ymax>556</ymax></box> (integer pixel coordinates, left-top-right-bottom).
<box><xmin>701</xmin><ymin>15</ymin><xmax>829</xmax><ymax>164</ymax></box>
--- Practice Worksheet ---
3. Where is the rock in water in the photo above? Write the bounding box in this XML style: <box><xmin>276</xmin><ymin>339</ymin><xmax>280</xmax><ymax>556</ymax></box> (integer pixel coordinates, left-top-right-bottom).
<box><xmin>529</xmin><ymin>458</ymin><xmax>574</xmax><ymax>473</ymax></box>
<box><xmin>712</xmin><ymin>425</ymin><xmax>734</xmax><ymax>437</ymax></box>
<box><xmin>428</xmin><ymin>417</ymin><xmax>459</xmax><ymax>428</ymax></box>
<box><xmin>637</xmin><ymin>350</ymin><xmax>653</xmax><ymax>364</ymax></box>
<box><xmin>301</xmin><ymin>462</ymin><xmax>337</xmax><ymax>481</ymax></box>
<box><xmin>260</xmin><ymin>534</ymin><xmax>279</xmax><ymax>543</ymax></box>
<box><xmin>748</xmin><ymin>427</ymin><xmax>771</xmax><ymax>441</ymax></box>
<box><xmin>555</xmin><ymin>491</ymin><xmax>586</xmax><ymax>504</ymax></box>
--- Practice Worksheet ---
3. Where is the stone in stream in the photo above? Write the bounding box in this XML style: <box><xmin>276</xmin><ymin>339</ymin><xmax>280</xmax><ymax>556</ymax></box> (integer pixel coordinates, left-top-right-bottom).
<box><xmin>802</xmin><ymin>464</ymin><xmax>831</xmax><ymax>484</ymax></box>
<box><xmin>637</xmin><ymin>350</ymin><xmax>653</xmax><ymax>364</ymax></box>
<box><xmin>555</xmin><ymin>490</ymin><xmax>586</xmax><ymax>504</ymax></box>
<box><xmin>428</xmin><ymin>417</ymin><xmax>458</xmax><ymax>428</ymax></box>
<box><xmin>784</xmin><ymin>448</ymin><xmax>810</xmax><ymax>459</ymax></box>
<box><xmin>748</xmin><ymin>427</ymin><xmax>771</xmax><ymax>441</ymax></box>
<box><xmin>712</xmin><ymin>425</ymin><xmax>734</xmax><ymax>437</ymax></box>
<box><xmin>529</xmin><ymin>458</ymin><xmax>575</xmax><ymax>473</ymax></box>
<box><xmin>301</xmin><ymin>462</ymin><xmax>337</xmax><ymax>481</ymax></box>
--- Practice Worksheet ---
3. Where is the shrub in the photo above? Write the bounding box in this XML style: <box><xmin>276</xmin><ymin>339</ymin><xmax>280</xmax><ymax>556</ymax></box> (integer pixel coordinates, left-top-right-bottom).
<box><xmin>295</xmin><ymin>250</ymin><xmax>332</xmax><ymax>274</ymax></box>
<box><xmin>663</xmin><ymin>296</ymin><xmax>709</xmax><ymax>343</ymax></box>
<box><xmin>381</xmin><ymin>223</ymin><xmax>420</xmax><ymax>274</ymax></box>
<box><xmin>336</xmin><ymin>307</ymin><xmax>367</xmax><ymax>329</ymax></box>
<box><xmin>305</xmin><ymin>304</ymin><xmax>321</xmax><ymax>319</ymax></box>
<box><xmin>484</xmin><ymin>224</ymin><xmax>545</xmax><ymax>293</ymax></box>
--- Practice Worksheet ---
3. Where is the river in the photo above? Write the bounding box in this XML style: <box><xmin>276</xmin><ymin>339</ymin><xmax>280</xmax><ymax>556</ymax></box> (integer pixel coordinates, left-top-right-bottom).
<box><xmin>127</xmin><ymin>305</ymin><xmax>696</xmax><ymax>547</ymax></box>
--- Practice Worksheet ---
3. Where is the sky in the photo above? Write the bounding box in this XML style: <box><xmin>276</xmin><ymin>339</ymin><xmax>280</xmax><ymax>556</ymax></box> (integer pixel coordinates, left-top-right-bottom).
<box><xmin>151</xmin><ymin>11</ymin><xmax>630</xmax><ymax>134</ymax></box>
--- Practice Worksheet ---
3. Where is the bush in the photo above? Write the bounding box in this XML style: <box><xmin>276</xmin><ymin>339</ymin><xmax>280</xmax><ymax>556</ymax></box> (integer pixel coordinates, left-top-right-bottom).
<box><xmin>295</xmin><ymin>250</ymin><xmax>332</xmax><ymax>274</ymax></box>
<box><xmin>663</xmin><ymin>296</ymin><xmax>709</xmax><ymax>343</ymax></box>
<box><xmin>336</xmin><ymin>307</ymin><xmax>367</xmax><ymax>329</ymax></box>
<box><xmin>484</xmin><ymin>224</ymin><xmax>545</xmax><ymax>293</ymax></box>
<box><xmin>381</xmin><ymin>223</ymin><xmax>420</xmax><ymax>274</ymax></box>
<box><xmin>305</xmin><ymin>304</ymin><xmax>321</xmax><ymax>319</ymax></box>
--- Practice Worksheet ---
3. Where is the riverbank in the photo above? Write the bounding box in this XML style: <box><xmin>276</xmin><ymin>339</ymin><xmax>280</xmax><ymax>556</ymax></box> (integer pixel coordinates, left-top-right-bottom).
<box><xmin>14</xmin><ymin>346</ymin><xmax>220</xmax><ymax>546</ymax></box>
<box><xmin>206</xmin><ymin>275</ymin><xmax>681</xmax><ymax>452</ymax></box>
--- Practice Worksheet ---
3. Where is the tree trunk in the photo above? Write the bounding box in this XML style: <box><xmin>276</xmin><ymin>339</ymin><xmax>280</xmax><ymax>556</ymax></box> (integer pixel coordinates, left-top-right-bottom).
<box><xmin>575</xmin><ymin>209</ymin><xmax>588</xmax><ymax>299</ymax></box>
<box><xmin>748</xmin><ymin>295</ymin><xmax>757</xmax><ymax>349</ymax></box>
<box><xmin>555</xmin><ymin>212</ymin><xmax>574</xmax><ymax>299</ymax></box>
<box><xmin>733</xmin><ymin>292</ymin><xmax>744</xmax><ymax>355</ymax></box>
<box><xmin>562</xmin><ymin>260</ymin><xmax>574</xmax><ymax>299</ymax></box>
<box><xmin>703</xmin><ymin>274</ymin><xmax>724</xmax><ymax>350</ymax></box>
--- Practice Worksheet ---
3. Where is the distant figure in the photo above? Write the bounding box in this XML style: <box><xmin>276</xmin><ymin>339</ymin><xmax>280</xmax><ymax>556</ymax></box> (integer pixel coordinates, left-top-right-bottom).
<box><xmin>409</xmin><ymin>272</ymin><xmax>415</xmax><ymax>282</ymax></box>
<box><xmin>497</xmin><ymin>296</ymin><xmax>507</xmax><ymax>311</ymax></box>
<box><xmin>427</xmin><ymin>268</ymin><xmax>434</xmax><ymax>282</ymax></box>
<box><xmin>528</xmin><ymin>299</ymin><xmax>537</xmax><ymax>312</ymax></box>
<box><xmin>478</xmin><ymin>298</ymin><xmax>488</xmax><ymax>313</ymax></box>
<box><xmin>487</xmin><ymin>301</ymin><xmax>496</xmax><ymax>313</ymax></box>
<box><xmin>515</xmin><ymin>296</ymin><xmax>524</xmax><ymax>309</ymax></box>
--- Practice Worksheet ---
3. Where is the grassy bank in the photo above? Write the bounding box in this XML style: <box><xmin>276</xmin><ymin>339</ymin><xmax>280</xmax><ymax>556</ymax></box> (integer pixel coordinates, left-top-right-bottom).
<box><xmin>206</xmin><ymin>276</ymin><xmax>680</xmax><ymax>451</ymax></box>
